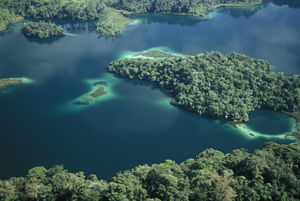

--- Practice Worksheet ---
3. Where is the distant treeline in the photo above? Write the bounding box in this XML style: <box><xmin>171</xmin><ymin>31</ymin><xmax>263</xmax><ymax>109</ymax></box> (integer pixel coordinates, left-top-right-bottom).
<box><xmin>0</xmin><ymin>0</ymin><xmax>112</xmax><ymax>20</ymax></box>
<box><xmin>0</xmin><ymin>0</ymin><xmax>263</xmax><ymax>35</ymax></box>
<box><xmin>109</xmin><ymin>52</ymin><xmax>300</xmax><ymax>122</ymax></box>
<box><xmin>0</xmin><ymin>141</ymin><xmax>299</xmax><ymax>200</ymax></box>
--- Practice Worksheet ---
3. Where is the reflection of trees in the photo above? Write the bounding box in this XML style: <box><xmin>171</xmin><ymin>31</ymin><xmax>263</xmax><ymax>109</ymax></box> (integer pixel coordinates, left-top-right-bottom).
<box><xmin>24</xmin><ymin>35</ymin><xmax>65</xmax><ymax>45</ymax></box>
<box><xmin>131</xmin><ymin>14</ymin><xmax>204</xmax><ymax>27</ymax></box>
<box><xmin>266</xmin><ymin>0</ymin><xmax>300</xmax><ymax>9</ymax></box>
<box><xmin>131</xmin><ymin>0</ymin><xmax>300</xmax><ymax>24</ymax></box>
<box><xmin>61</xmin><ymin>20</ymin><xmax>97</xmax><ymax>33</ymax></box>
<box><xmin>216</xmin><ymin>4</ymin><xmax>267</xmax><ymax>18</ymax></box>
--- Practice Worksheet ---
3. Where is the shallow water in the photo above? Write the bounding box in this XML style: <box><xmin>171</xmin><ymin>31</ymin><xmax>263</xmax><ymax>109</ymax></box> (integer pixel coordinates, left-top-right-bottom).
<box><xmin>0</xmin><ymin>1</ymin><xmax>299</xmax><ymax>180</ymax></box>
<box><xmin>245</xmin><ymin>110</ymin><xmax>295</xmax><ymax>135</ymax></box>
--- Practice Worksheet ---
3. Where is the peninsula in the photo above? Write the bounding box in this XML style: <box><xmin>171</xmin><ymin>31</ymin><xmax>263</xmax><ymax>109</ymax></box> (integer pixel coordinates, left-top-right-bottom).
<box><xmin>109</xmin><ymin>51</ymin><xmax>300</xmax><ymax>136</ymax></box>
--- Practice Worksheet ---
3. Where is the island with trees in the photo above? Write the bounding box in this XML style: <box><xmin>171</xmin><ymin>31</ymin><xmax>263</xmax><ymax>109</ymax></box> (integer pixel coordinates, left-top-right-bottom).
<box><xmin>0</xmin><ymin>0</ymin><xmax>263</xmax><ymax>36</ymax></box>
<box><xmin>0</xmin><ymin>141</ymin><xmax>299</xmax><ymax>200</ymax></box>
<box><xmin>21</xmin><ymin>21</ymin><xmax>65</xmax><ymax>38</ymax></box>
<box><xmin>108</xmin><ymin>51</ymin><xmax>300</xmax><ymax>137</ymax></box>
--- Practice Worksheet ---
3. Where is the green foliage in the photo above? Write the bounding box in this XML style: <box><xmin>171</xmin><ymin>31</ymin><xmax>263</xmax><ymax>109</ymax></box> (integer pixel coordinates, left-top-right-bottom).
<box><xmin>0</xmin><ymin>0</ymin><xmax>107</xmax><ymax>20</ymax></box>
<box><xmin>109</xmin><ymin>51</ymin><xmax>300</xmax><ymax>122</ymax></box>
<box><xmin>0</xmin><ymin>141</ymin><xmax>299</xmax><ymax>200</ymax></box>
<box><xmin>21</xmin><ymin>21</ymin><xmax>65</xmax><ymax>38</ymax></box>
<box><xmin>0</xmin><ymin>7</ymin><xmax>23</xmax><ymax>31</ymax></box>
<box><xmin>96</xmin><ymin>8</ymin><xmax>132</xmax><ymax>36</ymax></box>
<box><xmin>118</xmin><ymin>0</ymin><xmax>262</xmax><ymax>16</ymax></box>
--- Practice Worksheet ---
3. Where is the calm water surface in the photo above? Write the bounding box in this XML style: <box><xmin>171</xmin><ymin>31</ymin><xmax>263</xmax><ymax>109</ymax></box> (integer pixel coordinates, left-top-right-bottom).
<box><xmin>0</xmin><ymin>1</ymin><xmax>299</xmax><ymax>179</ymax></box>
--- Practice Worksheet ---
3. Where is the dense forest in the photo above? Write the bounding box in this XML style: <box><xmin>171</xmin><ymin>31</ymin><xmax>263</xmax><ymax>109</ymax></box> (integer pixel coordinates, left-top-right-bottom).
<box><xmin>22</xmin><ymin>21</ymin><xmax>65</xmax><ymax>38</ymax></box>
<box><xmin>0</xmin><ymin>0</ymin><xmax>264</xmax><ymax>35</ymax></box>
<box><xmin>109</xmin><ymin>52</ymin><xmax>300</xmax><ymax>122</ymax></box>
<box><xmin>117</xmin><ymin>0</ymin><xmax>262</xmax><ymax>17</ymax></box>
<box><xmin>0</xmin><ymin>141</ymin><xmax>299</xmax><ymax>200</ymax></box>
<box><xmin>0</xmin><ymin>7</ymin><xmax>23</xmax><ymax>32</ymax></box>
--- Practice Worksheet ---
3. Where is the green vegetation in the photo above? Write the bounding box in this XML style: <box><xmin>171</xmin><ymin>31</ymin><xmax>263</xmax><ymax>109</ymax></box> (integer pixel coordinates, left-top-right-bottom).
<box><xmin>118</xmin><ymin>0</ymin><xmax>262</xmax><ymax>17</ymax></box>
<box><xmin>0</xmin><ymin>141</ymin><xmax>299</xmax><ymax>200</ymax></box>
<box><xmin>0</xmin><ymin>0</ymin><xmax>108</xmax><ymax>20</ymax></box>
<box><xmin>285</xmin><ymin>112</ymin><xmax>300</xmax><ymax>138</ymax></box>
<box><xmin>21</xmin><ymin>21</ymin><xmax>65</xmax><ymax>38</ymax></box>
<box><xmin>0</xmin><ymin>0</ymin><xmax>264</xmax><ymax>35</ymax></box>
<box><xmin>96</xmin><ymin>8</ymin><xmax>132</xmax><ymax>36</ymax></box>
<box><xmin>109</xmin><ymin>51</ymin><xmax>300</xmax><ymax>123</ymax></box>
<box><xmin>0</xmin><ymin>7</ymin><xmax>23</xmax><ymax>32</ymax></box>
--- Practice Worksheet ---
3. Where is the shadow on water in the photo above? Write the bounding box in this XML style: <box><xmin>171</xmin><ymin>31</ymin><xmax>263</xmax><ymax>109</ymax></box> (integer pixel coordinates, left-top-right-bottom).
<box><xmin>24</xmin><ymin>35</ymin><xmax>65</xmax><ymax>45</ymax></box>
<box><xmin>266</xmin><ymin>0</ymin><xmax>300</xmax><ymax>8</ymax></box>
<box><xmin>120</xmin><ymin>78</ymin><xmax>172</xmax><ymax>98</ymax></box>
<box><xmin>130</xmin><ymin>13</ymin><xmax>206</xmax><ymax>27</ymax></box>
<box><xmin>216</xmin><ymin>4</ymin><xmax>267</xmax><ymax>18</ymax></box>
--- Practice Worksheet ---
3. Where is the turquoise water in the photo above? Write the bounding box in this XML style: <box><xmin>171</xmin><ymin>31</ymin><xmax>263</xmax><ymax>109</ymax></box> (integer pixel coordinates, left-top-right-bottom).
<box><xmin>0</xmin><ymin>1</ymin><xmax>299</xmax><ymax>180</ymax></box>
<box><xmin>245</xmin><ymin>110</ymin><xmax>295</xmax><ymax>135</ymax></box>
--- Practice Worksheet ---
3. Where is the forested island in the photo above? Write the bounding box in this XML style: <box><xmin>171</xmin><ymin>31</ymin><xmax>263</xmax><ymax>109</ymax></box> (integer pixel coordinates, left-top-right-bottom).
<box><xmin>0</xmin><ymin>0</ymin><xmax>263</xmax><ymax>36</ymax></box>
<box><xmin>0</xmin><ymin>141</ymin><xmax>299</xmax><ymax>200</ymax></box>
<box><xmin>21</xmin><ymin>21</ymin><xmax>65</xmax><ymax>38</ymax></box>
<box><xmin>109</xmin><ymin>51</ymin><xmax>300</xmax><ymax>125</ymax></box>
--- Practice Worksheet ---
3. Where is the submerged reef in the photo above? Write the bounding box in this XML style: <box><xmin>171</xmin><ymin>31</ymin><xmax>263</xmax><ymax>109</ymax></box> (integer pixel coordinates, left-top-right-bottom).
<box><xmin>67</xmin><ymin>74</ymin><xmax>120</xmax><ymax>110</ymax></box>
<box><xmin>0</xmin><ymin>77</ymin><xmax>33</xmax><ymax>90</ymax></box>
<box><xmin>119</xmin><ymin>47</ymin><xmax>183</xmax><ymax>60</ymax></box>
<box><xmin>74</xmin><ymin>82</ymin><xmax>108</xmax><ymax>105</ymax></box>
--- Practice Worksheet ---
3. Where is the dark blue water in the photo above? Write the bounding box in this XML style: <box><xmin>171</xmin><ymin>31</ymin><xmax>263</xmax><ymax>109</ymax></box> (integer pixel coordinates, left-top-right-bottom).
<box><xmin>0</xmin><ymin>1</ymin><xmax>299</xmax><ymax>180</ymax></box>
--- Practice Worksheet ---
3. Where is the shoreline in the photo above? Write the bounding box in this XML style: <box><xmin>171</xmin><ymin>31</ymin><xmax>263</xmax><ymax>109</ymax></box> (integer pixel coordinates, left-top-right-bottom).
<box><xmin>282</xmin><ymin>111</ymin><xmax>300</xmax><ymax>138</ymax></box>
<box><xmin>134</xmin><ymin>1</ymin><xmax>263</xmax><ymax>18</ymax></box>
<box><xmin>230</xmin><ymin>111</ymin><xmax>299</xmax><ymax>139</ymax></box>
<box><xmin>0</xmin><ymin>2</ymin><xmax>262</xmax><ymax>34</ymax></box>
<box><xmin>0</xmin><ymin>16</ymin><xmax>24</xmax><ymax>32</ymax></box>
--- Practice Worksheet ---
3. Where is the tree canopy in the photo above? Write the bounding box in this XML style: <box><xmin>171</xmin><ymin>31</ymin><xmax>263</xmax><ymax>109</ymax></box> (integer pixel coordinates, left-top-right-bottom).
<box><xmin>0</xmin><ymin>141</ymin><xmax>299</xmax><ymax>200</ymax></box>
<box><xmin>117</xmin><ymin>0</ymin><xmax>262</xmax><ymax>17</ymax></box>
<box><xmin>109</xmin><ymin>51</ymin><xmax>300</xmax><ymax>122</ymax></box>
<box><xmin>22</xmin><ymin>21</ymin><xmax>65</xmax><ymax>38</ymax></box>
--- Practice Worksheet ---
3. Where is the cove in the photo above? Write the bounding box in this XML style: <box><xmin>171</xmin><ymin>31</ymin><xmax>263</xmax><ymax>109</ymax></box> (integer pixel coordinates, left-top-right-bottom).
<box><xmin>234</xmin><ymin>110</ymin><xmax>297</xmax><ymax>140</ymax></box>
<box><xmin>0</xmin><ymin>1</ymin><xmax>299</xmax><ymax>180</ymax></box>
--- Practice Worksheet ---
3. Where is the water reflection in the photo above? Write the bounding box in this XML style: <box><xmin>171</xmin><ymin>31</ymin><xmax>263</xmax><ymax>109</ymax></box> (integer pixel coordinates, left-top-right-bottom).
<box><xmin>130</xmin><ymin>13</ymin><xmax>205</xmax><ymax>26</ymax></box>
<box><xmin>216</xmin><ymin>4</ymin><xmax>267</xmax><ymax>18</ymax></box>
<box><xmin>24</xmin><ymin>35</ymin><xmax>65</xmax><ymax>45</ymax></box>
<box><xmin>267</xmin><ymin>0</ymin><xmax>300</xmax><ymax>8</ymax></box>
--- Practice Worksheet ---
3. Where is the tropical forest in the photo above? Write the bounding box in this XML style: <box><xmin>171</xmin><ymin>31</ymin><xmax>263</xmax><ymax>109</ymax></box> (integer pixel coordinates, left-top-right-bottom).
<box><xmin>0</xmin><ymin>0</ymin><xmax>299</xmax><ymax>200</ymax></box>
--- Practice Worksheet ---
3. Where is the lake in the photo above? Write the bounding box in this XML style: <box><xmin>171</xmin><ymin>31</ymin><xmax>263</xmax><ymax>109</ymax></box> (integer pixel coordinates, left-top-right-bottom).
<box><xmin>0</xmin><ymin>0</ymin><xmax>299</xmax><ymax>180</ymax></box>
